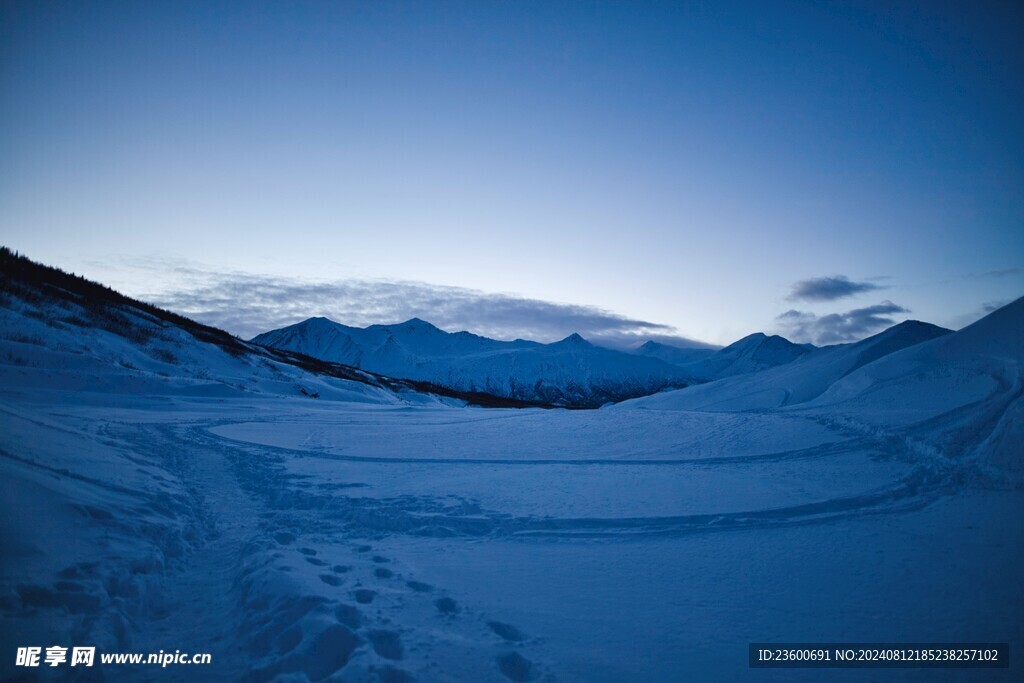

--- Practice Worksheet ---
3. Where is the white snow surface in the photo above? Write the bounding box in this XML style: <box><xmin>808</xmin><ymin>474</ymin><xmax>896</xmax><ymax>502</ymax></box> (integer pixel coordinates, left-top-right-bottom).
<box><xmin>2</xmin><ymin>283</ymin><xmax>1023</xmax><ymax>682</ymax></box>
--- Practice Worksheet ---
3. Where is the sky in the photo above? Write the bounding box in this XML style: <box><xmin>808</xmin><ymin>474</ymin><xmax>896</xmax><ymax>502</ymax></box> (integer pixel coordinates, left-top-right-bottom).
<box><xmin>2</xmin><ymin>0</ymin><xmax>1022</xmax><ymax>347</ymax></box>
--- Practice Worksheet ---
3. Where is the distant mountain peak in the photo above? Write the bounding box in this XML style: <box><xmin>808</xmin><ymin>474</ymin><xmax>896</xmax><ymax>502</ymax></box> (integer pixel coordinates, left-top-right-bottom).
<box><xmin>887</xmin><ymin>319</ymin><xmax>941</xmax><ymax>333</ymax></box>
<box><xmin>723</xmin><ymin>334</ymin><xmax>759</xmax><ymax>349</ymax></box>
<box><xmin>364</xmin><ymin>317</ymin><xmax>446</xmax><ymax>337</ymax></box>
<box><xmin>862</xmin><ymin>320</ymin><xmax>952</xmax><ymax>346</ymax></box>
<box><xmin>556</xmin><ymin>332</ymin><xmax>591</xmax><ymax>346</ymax></box>
<box><xmin>638</xmin><ymin>339</ymin><xmax>693</xmax><ymax>350</ymax></box>
<box><xmin>727</xmin><ymin>332</ymin><xmax>796</xmax><ymax>348</ymax></box>
<box><xmin>293</xmin><ymin>316</ymin><xmax>349</xmax><ymax>335</ymax></box>
<box><xmin>389</xmin><ymin>317</ymin><xmax>442</xmax><ymax>331</ymax></box>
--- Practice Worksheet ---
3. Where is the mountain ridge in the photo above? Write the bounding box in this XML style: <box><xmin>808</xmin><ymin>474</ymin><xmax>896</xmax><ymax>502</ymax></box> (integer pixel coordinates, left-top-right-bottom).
<box><xmin>253</xmin><ymin>317</ymin><xmax>698</xmax><ymax>407</ymax></box>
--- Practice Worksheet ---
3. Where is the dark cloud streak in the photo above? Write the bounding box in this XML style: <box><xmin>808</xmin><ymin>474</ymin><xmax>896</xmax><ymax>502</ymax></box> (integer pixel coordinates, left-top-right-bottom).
<box><xmin>787</xmin><ymin>275</ymin><xmax>883</xmax><ymax>302</ymax></box>
<box><xmin>775</xmin><ymin>301</ymin><xmax>909</xmax><ymax>345</ymax></box>
<box><xmin>968</xmin><ymin>268</ymin><xmax>1022</xmax><ymax>279</ymax></box>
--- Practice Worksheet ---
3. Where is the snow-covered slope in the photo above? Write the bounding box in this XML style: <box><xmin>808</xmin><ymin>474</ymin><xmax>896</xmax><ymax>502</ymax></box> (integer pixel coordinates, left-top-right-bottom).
<box><xmin>808</xmin><ymin>296</ymin><xmax>1024</xmax><ymax>480</ymax></box>
<box><xmin>0</xmin><ymin>248</ymin><xmax>505</xmax><ymax>407</ymax></box>
<box><xmin>254</xmin><ymin>318</ymin><xmax>697</xmax><ymax>407</ymax></box>
<box><xmin>621</xmin><ymin>319</ymin><xmax>953</xmax><ymax>412</ymax></box>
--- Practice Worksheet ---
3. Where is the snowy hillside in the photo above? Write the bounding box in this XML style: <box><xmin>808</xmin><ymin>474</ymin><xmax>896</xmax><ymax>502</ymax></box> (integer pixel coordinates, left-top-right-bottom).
<box><xmin>0</xmin><ymin>252</ymin><xmax>400</xmax><ymax>403</ymax></box>
<box><xmin>808</xmin><ymin>296</ymin><xmax>1024</xmax><ymax>481</ymax></box>
<box><xmin>622</xmin><ymin>299</ymin><xmax>1023</xmax><ymax>488</ymax></box>
<box><xmin>254</xmin><ymin>317</ymin><xmax>697</xmax><ymax>407</ymax></box>
<box><xmin>623</xmin><ymin>319</ymin><xmax>953</xmax><ymax>412</ymax></box>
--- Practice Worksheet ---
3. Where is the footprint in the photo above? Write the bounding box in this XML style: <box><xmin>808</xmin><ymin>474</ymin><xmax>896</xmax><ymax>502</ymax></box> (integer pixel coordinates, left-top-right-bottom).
<box><xmin>278</xmin><ymin>625</ymin><xmax>303</xmax><ymax>654</ymax></box>
<box><xmin>368</xmin><ymin>630</ymin><xmax>404</xmax><ymax>660</ymax></box>
<box><xmin>406</xmin><ymin>581</ymin><xmax>432</xmax><ymax>593</ymax></box>
<box><xmin>333</xmin><ymin>565</ymin><xmax>352</xmax><ymax>574</ymax></box>
<box><xmin>298</xmin><ymin>547</ymin><xmax>318</xmax><ymax>556</ymax></box>
<box><xmin>57</xmin><ymin>562</ymin><xmax>99</xmax><ymax>579</ymax></box>
<box><xmin>488</xmin><ymin>622</ymin><xmax>525</xmax><ymax>642</ymax></box>
<box><xmin>54</xmin><ymin>580</ymin><xmax>85</xmax><ymax>593</ymax></box>
<box><xmin>274</xmin><ymin>532</ymin><xmax>296</xmax><ymax>545</ymax></box>
<box><xmin>306</xmin><ymin>557</ymin><xmax>328</xmax><ymax>567</ymax></box>
<box><xmin>355</xmin><ymin>544</ymin><xmax>372</xmax><ymax>553</ymax></box>
<box><xmin>353</xmin><ymin>589</ymin><xmax>377</xmax><ymax>604</ymax></box>
<box><xmin>496</xmin><ymin>652</ymin><xmax>535</xmax><ymax>682</ymax></box>
<box><xmin>374</xmin><ymin>568</ymin><xmax>394</xmax><ymax>579</ymax></box>
<box><xmin>378</xmin><ymin>666</ymin><xmax>415</xmax><ymax>683</ymax></box>
<box><xmin>372</xmin><ymin>555</ymin><xmax>390</xmax><ymax>563</ymax></box>
<box><xmin>311</xmin><ymin>624</ymin><xmax>363</xmax><ymax>676</ymax></box>
<box><xmin>320</xmin><ymin>574</ymin><xmax>343</xmax><ymax>587</ymax></box>
<box><xmin>16</xmin><ymin>585</ymin><xmax>59</xmax><ymax>608</ymax></box>
<box><xmin>434</xmin><ymin>597</ymin><xmax>459</xmax><ymax>615</ymax></box>
<box><xmin>335</xmin><ymin>603</ymin><xmax>363</xmax><ymax>629</ymax></box>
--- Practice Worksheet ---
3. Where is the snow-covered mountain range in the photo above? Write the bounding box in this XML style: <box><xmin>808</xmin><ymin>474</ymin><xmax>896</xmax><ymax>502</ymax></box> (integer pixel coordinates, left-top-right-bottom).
<box><xmin>252</xmin><ymin>317</ymin><xmax>698</xmax><ymax>407</ymax></box>
<box><xmin>251</xmin><ymin>317</ymin><xmax>833</xmax><ymax>406</ymax></box>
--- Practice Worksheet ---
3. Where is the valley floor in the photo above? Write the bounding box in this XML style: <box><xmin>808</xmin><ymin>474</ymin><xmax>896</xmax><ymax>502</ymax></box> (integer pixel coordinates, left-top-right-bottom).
<box><xmin>1</xmin><ymin>388</ymin><xmax>1021</xmax><ymax>682</ymax></box>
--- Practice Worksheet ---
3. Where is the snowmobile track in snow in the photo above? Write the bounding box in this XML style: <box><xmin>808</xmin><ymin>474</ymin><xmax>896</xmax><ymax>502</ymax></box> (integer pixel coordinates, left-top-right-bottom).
<box><xmin>193</xmin><ymin>418</ymin><xmax>960</xmax><ymax>541</ymax></box>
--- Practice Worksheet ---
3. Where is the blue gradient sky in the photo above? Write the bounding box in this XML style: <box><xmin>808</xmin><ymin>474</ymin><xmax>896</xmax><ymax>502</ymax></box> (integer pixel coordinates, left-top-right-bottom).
<box><xmin>2</xmin><ymin>0</ymin><xmax>1022</xmax><ymax>345</ymax></box>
